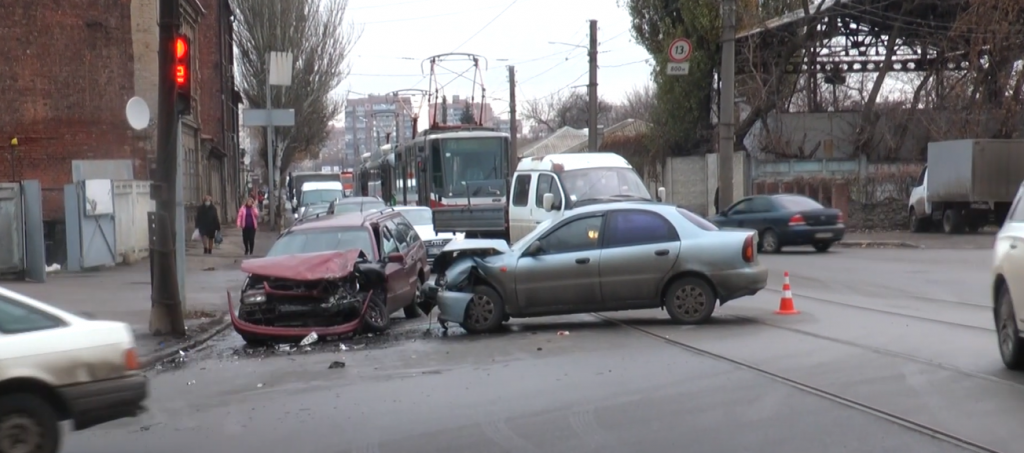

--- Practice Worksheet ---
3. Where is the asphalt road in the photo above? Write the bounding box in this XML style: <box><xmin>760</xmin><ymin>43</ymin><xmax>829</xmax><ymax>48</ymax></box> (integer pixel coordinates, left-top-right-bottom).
<box><xmin>62</xmin><ymin>246</ymin><xmax>1020</xmax><ymax>453</ymax></box>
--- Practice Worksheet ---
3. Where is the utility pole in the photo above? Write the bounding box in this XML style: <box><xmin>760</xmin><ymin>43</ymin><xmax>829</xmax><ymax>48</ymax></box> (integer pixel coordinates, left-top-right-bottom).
<box><xmin>588</xmin><ymin>19</ymin><xmax>599</xmax><ymax>152</ymax></box>
<box><xmin>508</xmin><ymin>65</ymin><xmax>519</xmax><ymax>177</ymax></box>
<box><xmin>717</xmin><ymin>0</ymin><xmax>737</xmax><ymax>211</ymax></box>
<box><xmin>150</xmin><ymin>0</ymin><xmax>185</xmax><ymax>336</ymax></box>
<box><xmin>265</xmin><ymin>57</ymin><xmax>277</xmax><ymax>230</ymax></box>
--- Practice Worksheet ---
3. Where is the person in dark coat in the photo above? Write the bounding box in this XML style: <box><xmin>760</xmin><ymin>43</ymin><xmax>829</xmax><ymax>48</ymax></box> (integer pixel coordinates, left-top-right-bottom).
<box><xmin>714</xmin><ymin>187</ymin><xmax>720</xmax><ymax>214</ymax></box>
<box><xmin>195</xmin><ymin>195</ymin><xmax>221</xmax><ymax>255</ymax></box>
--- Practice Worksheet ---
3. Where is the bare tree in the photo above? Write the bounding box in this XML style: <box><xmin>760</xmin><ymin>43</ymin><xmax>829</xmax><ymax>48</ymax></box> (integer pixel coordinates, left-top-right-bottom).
<box><xmin>521</xmin><ymin>91</ymin><xmax>617</xmax><ymax>134</ymax></box>
<box><xmin>613</xmin><ymin>84</ymin><xmax>656</xmax><ymax>123</ymax></box>
<box><xmin>232</xmin><ymin>0</ymin><xmax>358</xmax><ymax>186</ymax></box>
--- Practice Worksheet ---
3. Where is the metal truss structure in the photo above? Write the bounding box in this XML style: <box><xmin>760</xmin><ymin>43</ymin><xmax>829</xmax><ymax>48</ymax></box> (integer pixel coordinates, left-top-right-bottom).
<box><xmin>736</xmin><ymin>0</ymin><xmax>992</xmax><ymax>75</ymax></box>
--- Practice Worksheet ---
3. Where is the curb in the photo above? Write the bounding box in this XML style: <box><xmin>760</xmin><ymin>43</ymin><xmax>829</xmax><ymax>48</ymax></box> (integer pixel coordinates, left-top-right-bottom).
<box><xmin>140</xmin><ymin>315</ymin><xmax>232</xmax><ymax>369</ymax></box>
<box><xmin>835</xmin><ymin>240</ymin><xmax>922</xmax><ymax>249</ymax></box>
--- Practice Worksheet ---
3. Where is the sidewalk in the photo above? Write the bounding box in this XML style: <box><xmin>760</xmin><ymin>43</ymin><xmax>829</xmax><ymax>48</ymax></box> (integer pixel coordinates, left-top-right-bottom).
<box><xmin>2</xmin><ymin>226</ymin><xmax>279</xmax><ymax>365</ymax></box>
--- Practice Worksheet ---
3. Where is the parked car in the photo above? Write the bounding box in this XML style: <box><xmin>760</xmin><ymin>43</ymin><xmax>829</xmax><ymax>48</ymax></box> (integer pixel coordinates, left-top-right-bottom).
<box><xmin>992</xmin><ymin>181</ymin><xmax>1024</xmax><ymax>369</ymax></box>
<box><xmin>710</xmin><ymin>194</ymin><xmax>845</xmax><ymax>253</ymax></box>
<box><xmin>393</xmin><ymin>206</ymin><xmax>462</xmax><ymax>263</ymax></box>
<box><xmin>0</xmin><ymin>285</ymin><xmax>148</xmax><ymax>453</ymax></box>
<box><xmin>294</xmin><ymin>197</ymin><xmax>386</xmax><ymax>225</ymax></box>
<box><xmin>428</xmin><ymin>202</ymin><xmax>767</xmax><ymax>334</ymax></box>
<box><xmin>229</xmin><ymin>209</ymin><xmax>430</xmax><ymax>344</ymax></box>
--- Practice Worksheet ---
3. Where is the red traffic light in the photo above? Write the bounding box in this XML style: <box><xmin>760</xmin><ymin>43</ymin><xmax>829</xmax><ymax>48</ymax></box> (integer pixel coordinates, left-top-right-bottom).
<box><xmin>175</xmin><ymin>37</ymin><xmax>187</xmax><ymax>59</ymax></box>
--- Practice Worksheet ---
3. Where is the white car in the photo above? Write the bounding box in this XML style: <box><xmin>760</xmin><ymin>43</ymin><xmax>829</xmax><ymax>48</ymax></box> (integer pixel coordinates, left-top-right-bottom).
<box><xmin>993</xmin><ymin>182</ymin><xmax>1024</xmax><ymax>369</ymax></box>
<box><xmin>0</xmin><ymin>285</ymin><xmax>148</xmax><ymax>453</ymax></box>
<box><xmin>393</xmin><ymin>206</ymin><xmax>463</xmax><ymax>263</ymax></box>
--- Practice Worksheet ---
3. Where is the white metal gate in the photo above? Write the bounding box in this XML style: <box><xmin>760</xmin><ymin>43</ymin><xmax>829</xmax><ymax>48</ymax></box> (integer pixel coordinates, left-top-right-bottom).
<box><xmin>65</xmin><ymin>180</ymin><xmax>117</xmax><ymax>270</ymax></box>
<box><xmin>0</xmin><ymin>183</ymin><xmax>24</xmax><ymax>274</ymax></box>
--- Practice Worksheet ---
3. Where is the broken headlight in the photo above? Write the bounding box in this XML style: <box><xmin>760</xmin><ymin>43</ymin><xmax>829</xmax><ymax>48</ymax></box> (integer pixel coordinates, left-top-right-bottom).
<box><xmin>241</xmin><ymin>290</ymin><xmax>267</xmax><ymax>304</ymax></box>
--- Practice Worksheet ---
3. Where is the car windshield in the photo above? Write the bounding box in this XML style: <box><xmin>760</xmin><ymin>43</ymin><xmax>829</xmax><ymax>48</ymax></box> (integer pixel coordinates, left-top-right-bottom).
<box><xmin>333</xmin><ymin>201</ymin><xmax>385</xmax><ymax>215</ymax></box>
<box><xmin>774</xmin><ymin>196</ymin><xmax>823</xmax><ymax>211</ymax></box>
<box><xmin>301</xmin><ymin>189</ymin><xmax>343</xmax><ymax>205</ymax></box>
<box><xmin>300</xmin><ymin>204</ymin><xmax>330</xmax><ymax>219</ymax></box>
<box><xmin>560</xmin><ymin>167</ymin><xmax>651</xmax><ymax>204</ymax></box>
<box><xmin>267</xmin><ymin>227</ymin><xmax>374</xmax><ymax>258</ymax></box>
<box><xmin>441</xmin><ymin>137</ymin><xmax>507</xmax><ymax>197</ymax></box>
<box><xmin>399</xmin><ymin>209</ymin><xmax>433</xmax><ymax>226</ymax></box>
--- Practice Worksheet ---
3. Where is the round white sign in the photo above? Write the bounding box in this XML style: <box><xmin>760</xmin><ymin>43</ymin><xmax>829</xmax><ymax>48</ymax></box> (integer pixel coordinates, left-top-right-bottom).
<box><xmin>668</xmin><ymin>38</ymin><xmax>693</xmax><ymax>63</ymax></box>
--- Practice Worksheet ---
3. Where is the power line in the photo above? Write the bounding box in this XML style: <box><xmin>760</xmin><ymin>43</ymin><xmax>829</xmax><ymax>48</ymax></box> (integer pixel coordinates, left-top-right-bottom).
<box><xmin>534</xmin><ymin>70</ymin><xmax>589</xmax><ymax>100</ymax></box>
<box><xmin>451</xmin><ymin>0</ymin><xmax>519</xmax><ymax>52</ymax></box>
<box><xmin>602</xmin><ymin>58</ymin><xmax>651</xmax><ymax>68</ymax></box>
<box><xmin>349</xmin><ymin>73</ymin><xmax>426</xmax><ymax>77</ymax></box>
<box><xmin>518</xmin><ymin>54</ymin><xmax>586</xmax><ymax>84</ymax></box>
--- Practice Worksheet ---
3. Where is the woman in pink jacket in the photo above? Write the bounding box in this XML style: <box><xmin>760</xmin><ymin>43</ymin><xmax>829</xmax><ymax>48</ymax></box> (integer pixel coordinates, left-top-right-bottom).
<box><xmin>236</xmin><ymin>197</ymin><xmax>259</xmax><ymax>255</ymax></box>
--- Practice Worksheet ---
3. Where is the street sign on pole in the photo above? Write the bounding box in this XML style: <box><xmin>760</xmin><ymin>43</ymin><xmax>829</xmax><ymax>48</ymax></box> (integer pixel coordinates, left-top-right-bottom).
<box><xmin>667</xmin><ymin>37</ymin><xmax>693</xmax><ymax>76</ymax></box>
<box><xmin>242</xmin><ymin>109</ymin><xmax>295</xmax><ymax>127</ymax></box>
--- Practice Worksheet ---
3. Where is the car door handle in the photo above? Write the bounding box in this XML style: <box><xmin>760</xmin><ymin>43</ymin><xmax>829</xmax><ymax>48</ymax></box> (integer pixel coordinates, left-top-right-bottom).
<box><xmin>1012</xmin><ymin>243</ymin><xmax>1019</xmax><ymax>249</ymax></box>
<box><xmin>654</xmin><ymin>249</ymin><xmax>669</xmax><ymax>256</ymax></box>
<box><xmin>575</xmin><ymin>257</ymin><xmax>590</xmax><ymax>264</ymax></box>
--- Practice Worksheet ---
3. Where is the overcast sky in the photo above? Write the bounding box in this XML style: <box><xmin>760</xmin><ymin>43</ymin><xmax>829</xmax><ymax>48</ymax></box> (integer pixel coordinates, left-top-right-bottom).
<box><xmin>343</xmin><ymin>0</ymin><xmax>654</xmax><ymax>117</ymax></box>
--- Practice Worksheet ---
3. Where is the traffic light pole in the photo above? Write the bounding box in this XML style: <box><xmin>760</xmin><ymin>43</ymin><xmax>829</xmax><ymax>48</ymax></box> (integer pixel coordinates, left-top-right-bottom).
<box><xmin>150</xmin><ymin>0</ymin><xmax>186</xmax><ymax>336</ymax></box>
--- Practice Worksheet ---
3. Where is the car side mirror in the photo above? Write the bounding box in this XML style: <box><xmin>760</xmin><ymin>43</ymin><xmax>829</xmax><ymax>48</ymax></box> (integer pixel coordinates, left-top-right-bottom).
<box><xmin>657</xmin><ymin>187</ymin><xmax>666</xmax><ymax>202</ymax></box>
<box><xmin>542</xmin><ymin>193</ymin><xmax>555</xmax><ymax>212</ymax></box>
<box><xmin>525</xmin><ymin>241</ymin><xmax>543</xmax><ymax>256</ymax></box>
<box><xmin>386</xmin><ymin>252</ymin><xmax>404</xmax><ymax>264</ymax></box>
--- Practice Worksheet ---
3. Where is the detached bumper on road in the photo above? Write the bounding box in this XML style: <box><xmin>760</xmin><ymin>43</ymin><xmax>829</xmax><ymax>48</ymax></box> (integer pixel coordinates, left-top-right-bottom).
<box><xmin>59</xmin><ymin>374</ymin><xmax>148</xmax><ymax>431</ymax></box>
<box><xmin>780</xmin><ymin>225</ymin><xmax>846</xmax><ymax>246</ymax></box>
<box><xmin>436</xmin><ymin>290</ymin><xmax>473</xmax><ymax>324</ymax></box>
<box><xmin>226</xmin><ymin>291</ymin><xmax>362</xmax><ymax>341</ymax></box>
<box><xmin>709</xmin><ymin>263</ymin><xmax>769</xmax><ymax>303</ymax></box>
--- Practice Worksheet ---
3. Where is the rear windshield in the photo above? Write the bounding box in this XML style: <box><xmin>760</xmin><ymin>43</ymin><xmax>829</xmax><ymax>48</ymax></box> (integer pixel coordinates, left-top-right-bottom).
<box><xmin>676</xmin><ymin>208</ymin><xmax>718</xmax><ymax>231</ymax></box>
<box><xmin>399</xmin><ymin>209</ymin><xmax>433</xmax><ymax>226</ymax></box>
<box><xmin>268</xmin><ymin>228</ymin><xmax>374</xmax><ymax>258</ymax></box>
<box><xmin>333</xmin><ymin>201</ymin><xmax>385</xmax><ymax>215</ymax></box>
<box><xmin>774</xmin><ymin>196</ymin><xmax>823</xmax><ymax>211</ymax></box>
<box><xmin>301</xmin><ymin>189</ymin><xmax>344</xmax><ymax>205</ymax></box>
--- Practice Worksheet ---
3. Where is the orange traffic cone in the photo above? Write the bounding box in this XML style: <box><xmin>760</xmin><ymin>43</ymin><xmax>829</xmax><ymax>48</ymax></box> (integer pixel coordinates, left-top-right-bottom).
<box><xmin>775</xmin><ymin>271</ymin><xmax>800</xmax><ymax>315</ymax></box>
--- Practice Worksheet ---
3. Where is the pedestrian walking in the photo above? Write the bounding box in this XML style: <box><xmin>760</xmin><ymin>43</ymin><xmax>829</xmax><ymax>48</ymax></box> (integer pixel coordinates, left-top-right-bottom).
<box><xmin>287</xmin><ymin>172</ymin><xmax>295</xmax><ymax>202</ymax></box>
<box><xmin>195</xmin><ymin>195</ymin><xmax>221</xmax><ymax>255</ymax></box>
<box><xmin>237</xmin><ymin>197</ymin><xmax>260</xmax><ymax>255</ymax></box>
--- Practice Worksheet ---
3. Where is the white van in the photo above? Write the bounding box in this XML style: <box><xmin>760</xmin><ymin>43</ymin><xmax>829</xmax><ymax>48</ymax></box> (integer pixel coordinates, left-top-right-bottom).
<box><xmin>508</xmin><ymin>153</ymin><xmax>664</xmax><ymax>243</ymax></box>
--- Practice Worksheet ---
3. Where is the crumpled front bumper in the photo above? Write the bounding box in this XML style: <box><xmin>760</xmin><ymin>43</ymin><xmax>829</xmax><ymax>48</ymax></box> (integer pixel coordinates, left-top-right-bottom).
<box><xmin>226</xmin><ymin>290</ymin><xmax>364</xmax><ymax>341</ymax></box>
<box><xmin>436</xmin><ymin>290</ymin><xmax>473</xmax><ymax>324</ymax></box>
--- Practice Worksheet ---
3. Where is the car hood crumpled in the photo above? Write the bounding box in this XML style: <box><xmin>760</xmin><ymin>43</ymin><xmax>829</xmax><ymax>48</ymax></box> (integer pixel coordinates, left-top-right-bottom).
<box><xmin>431</xmin><ymin>239</ymin><xmax>511</xmax><ymax>275</ymax></box>
<box><xmin>240</xmin><ymin>249</ymin><xmax>367</xmax><ymax>281</ymax></box>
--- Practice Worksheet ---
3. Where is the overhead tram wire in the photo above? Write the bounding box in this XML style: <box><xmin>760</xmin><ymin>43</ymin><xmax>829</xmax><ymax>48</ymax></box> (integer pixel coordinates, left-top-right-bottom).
<box><xmin>450</xmin><ymin>0</ymin><xmax>519</xmax><ymax>52</ymax></box>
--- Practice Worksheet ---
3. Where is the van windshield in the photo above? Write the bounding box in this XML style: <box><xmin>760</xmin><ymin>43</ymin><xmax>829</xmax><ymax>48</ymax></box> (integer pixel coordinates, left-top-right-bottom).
<box><xmin>560</xmin><ymin>167</ymin><xmax>651</xmax><ymax>205</ymax></box>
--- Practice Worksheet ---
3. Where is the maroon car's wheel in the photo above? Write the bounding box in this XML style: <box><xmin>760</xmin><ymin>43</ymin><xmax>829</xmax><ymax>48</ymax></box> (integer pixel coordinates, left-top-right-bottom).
<box><xmin>460</xmin><ymin>286</ymin><xmax>506</xmax><ymax>334</ymax></box>
<box><xmin>362</xmin><ymin>292</ymin><xmax>391</xmax><ymax>334</ymax></box>
<box><xmin>664</xmin><ymin>277</ymin><xmax>717</xmax><ymax>325</ymax></box>
<box><xmin>0</xmin><ymin>393</ymin><xmax>60</xmax><ymax>453</ymax></box>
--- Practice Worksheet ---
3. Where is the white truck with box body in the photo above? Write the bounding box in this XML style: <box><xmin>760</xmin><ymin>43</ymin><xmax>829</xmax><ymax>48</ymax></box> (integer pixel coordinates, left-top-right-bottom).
<box><xmin>908</xmin><ymin>139</ymin><xmax>1024</xmax><ymax>233</ymax></box>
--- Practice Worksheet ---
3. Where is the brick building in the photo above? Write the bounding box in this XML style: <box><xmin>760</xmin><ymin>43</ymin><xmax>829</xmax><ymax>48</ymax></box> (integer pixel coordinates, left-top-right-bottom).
<box><xmin>0</xmin><ymin>0</ymin><xmax>241</xmax><ymax>227</ymax></box>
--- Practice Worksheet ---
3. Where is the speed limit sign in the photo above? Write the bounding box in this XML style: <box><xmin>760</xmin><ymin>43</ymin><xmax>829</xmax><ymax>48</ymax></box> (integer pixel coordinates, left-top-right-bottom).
<box><xmin>668</xmin><ymin>38</ymin><xmax>693</xmax><ymax>63</ymax></box>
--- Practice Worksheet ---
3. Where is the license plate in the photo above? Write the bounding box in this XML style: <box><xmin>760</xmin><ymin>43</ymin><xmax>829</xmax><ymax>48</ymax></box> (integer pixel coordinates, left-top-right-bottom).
<box><xmin>815</xmin><ymin>232</ymin><xmax>833</xmax><ymax>238</ymax></box>
<box><xmin>428</xmin><ymin>247</ymin><xmax>441</xmax><ymax>255</ymax></box>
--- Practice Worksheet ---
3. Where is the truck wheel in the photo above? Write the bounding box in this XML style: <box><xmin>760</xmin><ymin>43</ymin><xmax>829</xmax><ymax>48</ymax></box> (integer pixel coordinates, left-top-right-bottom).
<box><xmin>942</xmin><ymin>209</ymin><xmax>966</xmax><ymax>234</ymax></box>
<box><xmin>0</xmin><ymin>393</ymin><xmax>60</xmax><ymax>453</ymax></box>
<box><xmin>909</xmin><ymin>208</ymin><xmax>929</xmax><ymax>232</ymax></box>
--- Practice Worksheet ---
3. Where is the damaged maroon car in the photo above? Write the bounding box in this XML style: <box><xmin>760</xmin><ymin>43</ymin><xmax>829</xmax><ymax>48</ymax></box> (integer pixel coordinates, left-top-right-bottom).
<box><xmin>227</xmin><ymin>210</ymin><xmax>430</xmax><ymax>344</ymax></box>
<box><xmin>228</xmin><ymin>249</ymin><xmax>392</xmax><ymax>343</ymax></box>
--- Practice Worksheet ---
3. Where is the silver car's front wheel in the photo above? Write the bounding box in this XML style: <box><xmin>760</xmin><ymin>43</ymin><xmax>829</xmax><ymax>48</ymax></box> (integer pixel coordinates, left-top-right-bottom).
<box><xmin>997</xmin><ymin>286</ymin><xmax>1024</xmax><ymax>370</ymax></box>
<box><xmin>664</xmin><ymin>277</ymin><xmax>717</xmax><ymax>325</ymax></box>
<box><xmin>460</xmin><ymin>286</ymin><xmax>506</xmax><ymax>334</ymax></box>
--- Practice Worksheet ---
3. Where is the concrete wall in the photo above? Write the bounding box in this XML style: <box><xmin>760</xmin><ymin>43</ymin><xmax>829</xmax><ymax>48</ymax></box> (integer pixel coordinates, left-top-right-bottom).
<box><xmin>661</xmin><ymin>152</ymin><xmax>749</xmax><ymax>217</ymax></box>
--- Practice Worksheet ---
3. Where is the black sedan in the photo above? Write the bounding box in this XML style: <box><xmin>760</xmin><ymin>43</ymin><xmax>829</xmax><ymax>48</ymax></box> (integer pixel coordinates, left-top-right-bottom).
<box><xmin>711</xmin><ymin>194</ymin><xmax>845</xmax><ymax>253</ymax></box>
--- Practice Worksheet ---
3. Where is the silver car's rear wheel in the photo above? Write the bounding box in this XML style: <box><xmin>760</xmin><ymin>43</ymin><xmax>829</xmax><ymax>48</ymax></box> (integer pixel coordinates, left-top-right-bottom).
<box><xmin>664</xmin><ymin>277</ymin><xmax>717</xmax><ymax>325</ymax></box>
<box><xmin>460</xmin><ymin>286</ymin><xmax>506</xmax><ymax>334</ymax></box>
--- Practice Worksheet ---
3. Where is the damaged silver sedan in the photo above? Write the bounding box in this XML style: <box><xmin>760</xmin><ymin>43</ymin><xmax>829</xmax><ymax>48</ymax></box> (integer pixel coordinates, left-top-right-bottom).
<box><xmin>427</xmin><ymin>202</ymin><xmax>768</xmax><ymax>334</ymax></box>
